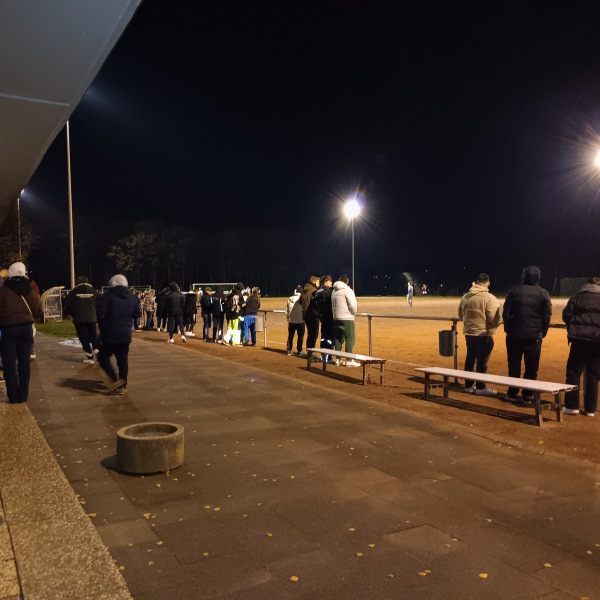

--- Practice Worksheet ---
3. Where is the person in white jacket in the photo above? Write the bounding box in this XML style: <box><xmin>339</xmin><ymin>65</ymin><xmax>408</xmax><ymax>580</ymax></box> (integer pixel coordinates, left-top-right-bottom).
<box><xmin>286</xmin><ymin>286</ymin><xmax>305</xmax><ymax>356</ymax></box>
<box><xmin>331</xmin><ymin>275</ymin><xmax>360</xmax><ymax>367</ymax></box>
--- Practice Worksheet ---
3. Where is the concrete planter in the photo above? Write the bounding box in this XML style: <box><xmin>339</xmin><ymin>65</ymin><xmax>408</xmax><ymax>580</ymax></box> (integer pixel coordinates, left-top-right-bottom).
<box><xmin>116</xmin><ymin>422</ymin><xmax>184</xmax><ymax>474</ymax></box>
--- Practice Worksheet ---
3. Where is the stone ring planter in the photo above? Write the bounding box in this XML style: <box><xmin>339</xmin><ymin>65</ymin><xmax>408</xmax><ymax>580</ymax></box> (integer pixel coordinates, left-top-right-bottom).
<box><xmin>116</xmin><ymin>422</ymin><xmax>184</xmax><ymax>474</ymax></box>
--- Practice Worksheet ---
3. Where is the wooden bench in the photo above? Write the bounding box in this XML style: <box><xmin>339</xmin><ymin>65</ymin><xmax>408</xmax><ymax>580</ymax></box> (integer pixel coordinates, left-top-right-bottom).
<box><xmin>306</xmin><ymin>348</ymin><xmax>386</xmax><ymax>385</ymax></box>
<box><xmin>415</xmin><ymin>367</ymin><xmax>578</xmax><ymax>426</ymax></box>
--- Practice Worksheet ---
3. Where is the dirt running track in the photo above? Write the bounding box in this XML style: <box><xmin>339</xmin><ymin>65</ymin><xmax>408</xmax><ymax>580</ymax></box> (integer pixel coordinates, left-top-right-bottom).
<box><xmin>139</xmin><ymin>297</ymin><xmax>600</xmax><ymax>466</ymax></box>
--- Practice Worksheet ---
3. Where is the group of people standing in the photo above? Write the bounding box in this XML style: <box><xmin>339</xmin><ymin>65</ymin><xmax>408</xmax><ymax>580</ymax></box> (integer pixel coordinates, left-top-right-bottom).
<box><xmin>459</xmin><ymin>266</ymin><xmax>600</xmax><ymax>417</ymax></box>
<box><xmin>285</xmin><ymin>274</ymin><xmax>360</xmax><ymax>367</ymax></box>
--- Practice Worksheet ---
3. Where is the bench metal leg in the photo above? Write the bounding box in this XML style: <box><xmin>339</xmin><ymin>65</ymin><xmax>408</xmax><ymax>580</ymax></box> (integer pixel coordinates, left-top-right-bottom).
<box><xmin>443</xmin><ymin>376</ymin><xmax>449</xmax><ymax>399</ymax></box>
<box><xmin>380</xmin><ymin>363</ymin><xmax>385</xmax><ymax>385</ymax></box>
<box><xmin>556</xmin><ymin>392</ymin><xmax>563</xmax><ymax>422</ymax></box>
<box><xmin>362</xmin><ymin>363</ymin><xmax>367</xmax><ymax>385</ymax></box>
<box><xmin>424</xmin><ymin>374</ymin><xmax>431</xmax><ymax>400</ymax></box>
<box><xmin>306</xmin><ymin>351</ymin><xmax>312</xmax><ymax>372</ymax></box>
<box><xmin>534</xmin><ymin>392</ymin><xmax>543</xmax><ymax>427</ymax></box>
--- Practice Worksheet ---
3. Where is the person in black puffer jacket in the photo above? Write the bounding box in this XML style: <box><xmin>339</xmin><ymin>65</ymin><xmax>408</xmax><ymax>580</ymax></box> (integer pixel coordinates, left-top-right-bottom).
<box><xmin>67</xmin><ymin>275</ymin><xmax>99</xmax><ymax>364</ymax></box>
<box><xmin>164</xmin><ymin>282</ymin><xmax>186</xmax><ymax>343</ymax></box>
<box><xmin>502</xmin><ymin>265</ymin><xmax>552</xmax><ymax>401</ymax></box>
<box><xmin>97</xmin><ymin>274</ymin><xmax>141</xmax><ymax>394</ymax></box>
<box><xmin>562</xmin><ymin>277</ymin><xmax>600</xmax><ymax>416</ymax></box>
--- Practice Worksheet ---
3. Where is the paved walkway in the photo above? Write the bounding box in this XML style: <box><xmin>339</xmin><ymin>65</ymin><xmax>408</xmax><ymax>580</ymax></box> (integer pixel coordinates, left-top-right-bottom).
<box><xmin>2</xmin><ymin>333</ymin><xmax>600</xmax><ymax>599</ymax></box>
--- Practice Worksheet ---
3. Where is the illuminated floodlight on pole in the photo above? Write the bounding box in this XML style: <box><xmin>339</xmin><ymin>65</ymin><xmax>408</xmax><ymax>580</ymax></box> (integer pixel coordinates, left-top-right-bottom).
<box><xmin>344</xmin><ymin>196</ymin><xmax>362</xmax><ymax>291</ymax></box>
<box><xmin>595</xmin><ymin>149</ymin><xmax>600</xmax><ymax>168</ymax></box>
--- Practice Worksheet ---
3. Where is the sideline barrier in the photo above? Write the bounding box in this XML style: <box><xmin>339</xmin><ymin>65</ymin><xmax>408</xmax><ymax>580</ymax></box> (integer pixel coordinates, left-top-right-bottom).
<box><xmin>258</xmin><ymin>309</ymin><xmax>461</xmax><ymax>368</ymax></box>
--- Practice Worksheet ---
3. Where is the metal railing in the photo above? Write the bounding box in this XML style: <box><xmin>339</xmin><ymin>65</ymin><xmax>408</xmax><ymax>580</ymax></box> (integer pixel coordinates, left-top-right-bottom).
<box><xmin>258</xmin><ymin>309</ymin><xmax>460</xmax><ymax>368</ymax></box>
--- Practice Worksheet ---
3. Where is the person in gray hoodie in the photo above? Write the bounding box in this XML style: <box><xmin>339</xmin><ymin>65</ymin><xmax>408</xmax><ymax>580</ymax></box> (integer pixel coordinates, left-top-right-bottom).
<box><xmin>502</xmin><ymin>266</ymin><xmax>552</xmax><ymax>402</ymax></box>
<box><xmin>331</xmin><ymin>274</ymin><xmax>359</xmax><ymax>366</ymax></box>
<box><xmin>458</xmin><ymin>273</ymin><xmax>501</xmax><ymax>396</ymax></box>
<box><xmin>562</xmin><ymin>277</ymin><xmax>600</xmax><ymax>416</ymax></box>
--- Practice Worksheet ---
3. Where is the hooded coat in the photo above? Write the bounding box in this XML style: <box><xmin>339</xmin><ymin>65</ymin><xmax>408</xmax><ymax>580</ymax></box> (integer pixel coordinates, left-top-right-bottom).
<box><xmin>331</xmin><ymin>280</ymin><xmax>357</xmax><ymax>321</ymax></box>
<box><xmin>0</xmin><ymin>277</ymin><xmax>43</xmax><ymax>327</ymax></box>
<box><xmin>563</xmin><ymin>282</ymin><xmax>600</xmax><ymax>343</ymax></box>
<box><xmin>164</xmin><ymin>284</ymin><xmax>185</xmax><ymax>318</ymax></box>
<box><xmin>97</xmin><ymin>285</ymin><xmax>141</xmax><ymax>345</ymax></box>
<box><xmin>502</xmin><ymin>266</ymin><xmax>552</xmax><ymax>339</ymax></box>
<box><xmin>300</xmin><ymin>277</ymin><xmax>320</xmax><ymax>315</ymax></box>
<box><xmin>67</xmin><ymin>282</ymin><xmax>98</xmax><ymax>323</ymax></box>
<box><xmin>459</xmin><ymin>282</ymin><xmax>501</xmax><ymax>336</ymax></box>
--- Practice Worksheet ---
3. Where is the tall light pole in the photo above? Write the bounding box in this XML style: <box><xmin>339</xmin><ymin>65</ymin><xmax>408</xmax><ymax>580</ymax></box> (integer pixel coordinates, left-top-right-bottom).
<box><xmin>17</xmin><ymin>192</ymin><xmax>22</xmax><ymax>261</ymax></box>
<box><xmin>66</xmin><ymin>120</ymin><xmax>75</xmax><ymax>289</ymax></box>
<box><xmin>344</xmin><ymin>197</ymin><xmax>362</xmax><ymax>291</ymax></box>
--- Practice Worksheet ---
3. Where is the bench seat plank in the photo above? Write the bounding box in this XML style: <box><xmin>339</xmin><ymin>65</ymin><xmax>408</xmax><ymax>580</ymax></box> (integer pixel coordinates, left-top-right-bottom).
<box><xmin>415</xmin><ymin>367</ymin><xmax>577</xmax><ymax>427</ymax></box>
<box><xmin>306</xmin><ymin>348</ymin><xmax>386</xmax><ymax>384</ymax></box>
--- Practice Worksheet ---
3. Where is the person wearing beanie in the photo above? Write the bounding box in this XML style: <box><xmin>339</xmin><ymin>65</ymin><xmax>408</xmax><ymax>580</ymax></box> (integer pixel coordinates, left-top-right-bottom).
<box><xmin>458</xmin><ymin>273</ymin><xmax>502</xmax><ymax>396</ymax></box>
<box><xmin>502</xmin><ymin>266</ymin><xmax>552</xmax><ymax>403</ymax></box>
<box><xmin>96</xmin><ymin>274</ymin><xmax>141</xmax><ymax>394</ymax></box>
<box><xmin>164</xmin><ymin>282</ymin><xmax>186</xmax><ymax>343</ymax></box>
<box><xmin>0</xmin><ymin>262</ymin><xmax>43</xmax><ymax>403</ymax></box>
<box><xmin>285</xmin><ymin>285</ymin><xmax>305</xmax><ymax>355</ymax></box>
<box><xmin>562</xmin><ymin>276</ymin><xmax>600</xmax><ymax>416</ymax></box>
<box><xmin>331</xmin><ymin>275</ymin><xmax>360</xmax><ymax>366</ymax></box>
<box><xmin>66</xmin><ymin>275</ymin><xmax>100</xmax><ymax>364</ymax></box>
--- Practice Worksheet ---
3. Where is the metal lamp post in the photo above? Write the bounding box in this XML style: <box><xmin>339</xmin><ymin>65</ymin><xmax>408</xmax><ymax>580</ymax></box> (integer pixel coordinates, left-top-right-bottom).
<box><xmin>343</xmin><ymin>197</ymin><xmax>361</xmax><ymax>291</ymax></box>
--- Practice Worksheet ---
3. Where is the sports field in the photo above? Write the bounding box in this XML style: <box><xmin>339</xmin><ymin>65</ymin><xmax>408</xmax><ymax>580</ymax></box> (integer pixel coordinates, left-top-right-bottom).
<box><xmin>142</xmin><ymin>295</ymin><xmax>598</xmax><ymax>464</ymax></box>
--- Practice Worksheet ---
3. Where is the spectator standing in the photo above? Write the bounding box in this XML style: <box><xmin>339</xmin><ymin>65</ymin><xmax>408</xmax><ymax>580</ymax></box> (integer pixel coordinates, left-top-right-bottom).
<box><xmin>407</xmin><ymin>281</ymin><xmax>414</xmax><ymax>307</ymax></box>
<box><xmin>0</xmin><ymin>262</ymin><xmax>43</xmax><ymax>403</ymax></box>
<box><xmin>286</xmin><ymin>285</ymin><xmax>305</xmax><ymax>356</ymax></box>
<box><xmin>211</xmin><ymin>286</ymin><xmax>225</xmax><ymax>343</ymax></box>
<box><xmin>165</xmin><ymin>282</ymin><xmax>187</xmax><ymax>343</ymax></box>
<box><xmin>155</xmin><ymin>286</ymin><xmax>169</xmax><ymax>332</ymax></box>
<box><xmin>184</xmin><ymin>289</ymin><xmax>198</xmax><ymax>337</ymax></box>
<box><xmin>132</xmin><ymin>292</ymin><xmax>143</xmax><ymax>331</ymax></box>
<box><xmin>66</xmin><ymin>275</ymin><xmax>99</xmax><ymax>364</ymax></box>
<box><xmin>458</xmin><ymin>273</ymin><xmax>502</xmax><ymax>396</ymax></box>
<box><xmin>562</xmin><ymin>277</ymin><xmax>600</xmax><ymax>416</ymax></box>
<box><xmin>331</xmin><ymin>274</ymin><xmax>360</xmax><ymax>367</ymax></box>
<box><xmin>311</xmin><ymin>275</ymin><xmax>335</xmax><ymax>363</ymax></box>
<box><xmin>224</xmin><ymin>283</ymin><xmax>244</xmax><ymax>346</ymax></box>
<box><xmin>96</xmin><ymin>274</ymin><xmax>141</xmax><ymax>395</ymax></box>
<box><xmin>142</xmin><ymin>290</ymin><xmax>156</xmax><ymax>330</ymax></box>
<box><xmin>200</xmin><ymin>287</ymin><xmax>214</xmax><ymax>341</ymax></box>
<box><xmin>243</xmin><ymin>287</ymin><xmax>261</xmax><ymax>346</ymax></box>
<box><xmin>502</xmin><ymin>266</ymin><xmax>552</xmax><ymax>402</ymax></box>
<box><xmin>300</xmin><ymin>276</ymin><xmax>320</xmax><ymax>353</ymax></box>
<box><xmin>422</xmin><ymin>283</ymin><xmax>428</xmax><ymax>296</ymax></box>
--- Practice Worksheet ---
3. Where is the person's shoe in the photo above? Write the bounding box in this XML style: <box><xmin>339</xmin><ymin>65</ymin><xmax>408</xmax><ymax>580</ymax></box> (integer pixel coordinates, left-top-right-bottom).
<box><xmin>346</xmin><ymin>360</ymin><xmax>361</xmax><ymax>367</ymax></box>
<box><xmin>185</xmin><ymin>331</ymin><xmax>196</xmax><ymax>337</ymax></box>
<box><xmin>106</xmin><ymin>378</ymin><xmax>126</xmax><ymax>394</ymax></box>
<box><xmin>464</xmin><ymin>384</ymin><xmax>476</xmax><ymax>394</ymax></box>
<box><xmin>167</xmin><ymin>338</ymin><xmax>174</xmax><ymax>344</ymax></box>
<box><xmin>298</xmin><ymin>352</ymin><xmax>307</xmax><ymax>357</ymax></box>
<box><xmin>181</xmin><ymin>335</ymin><xmax>187</xmax><ymax>343</ymax></box>
<box><xmin>157</xmin><ymin>327</ymin><xmax>162</xmax><ymax>332</ymax></box>
<box><xmin>562</xmin><ymin>407</ymin><xmax>580</xmax><ymax>415</ymax></box>
<box><xmin>113</xmin><ymin>385</ymin><xmax>127</xmax><ymax>395</ymax></box>
<box><xmin>505</xmin><ymin>393</ymin><xmax>520</xmax><ymax>402</ymax></box>
<box><xmin>582</xmin><ymin>411</ymin><xmax>596</xmax><ymax>416</ymax></box>
<box><xmin>287</xmin><ymin>351</ymin><xmax>292</xmax><ymax>356</ymax></box>
<box><xmin>30</xmin><ymin>353</ymin><xmax>36</xmax><ymax>360</ymax></box>
<box><xmin>475</xmin><ymin>387</ymin><xmax>497</xmax><ymax>397</ymax></box>
<box><xmin>82</xmin><ymin>358</ymin><xmax>95</xmax><ymax>365</ymax></box>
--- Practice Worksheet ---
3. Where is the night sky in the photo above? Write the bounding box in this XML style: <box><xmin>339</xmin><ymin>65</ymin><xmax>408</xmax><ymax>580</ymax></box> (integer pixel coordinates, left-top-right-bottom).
<box><xmin>25</xmin><ymin>0</ymin><xmax>600</xmax><ymax>289</ymax></box>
